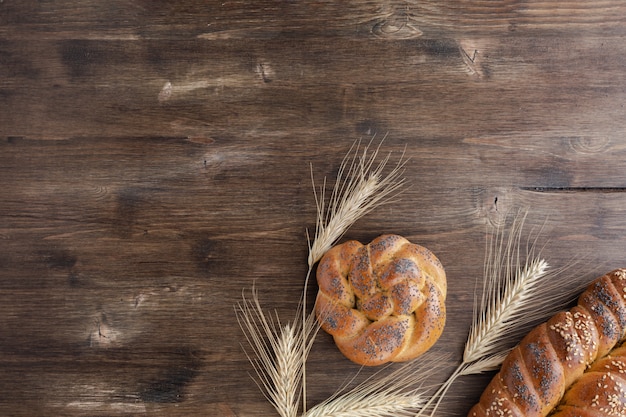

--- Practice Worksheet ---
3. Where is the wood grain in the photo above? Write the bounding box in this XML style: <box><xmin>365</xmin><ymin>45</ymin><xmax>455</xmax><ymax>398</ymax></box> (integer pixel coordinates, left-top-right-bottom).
<box><xmin>1</xmin><ymin>1</ymin><xmax>626</xmax><ymax>416</ymax></box>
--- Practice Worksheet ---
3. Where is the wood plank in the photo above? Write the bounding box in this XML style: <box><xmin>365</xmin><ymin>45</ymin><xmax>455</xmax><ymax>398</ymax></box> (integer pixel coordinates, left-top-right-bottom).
<box><xmin>2</xmin><ymin>1</ymin><xmax>626</xmax><ymax>39</ymax></box>
<box><xmin>1</xmin><ymin>30</ymin><xmax>624</xmax><ymax>140</ymax></box>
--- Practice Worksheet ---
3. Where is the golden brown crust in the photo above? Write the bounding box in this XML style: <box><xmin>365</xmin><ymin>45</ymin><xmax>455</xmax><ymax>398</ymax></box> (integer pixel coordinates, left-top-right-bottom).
<box><xmin>315</xmin><ymin>234</ymin><xmax>446</xmax><ymax>366</ymax></box>
<box><xmin>468</xmin><ymin>375</ymin><xmax>524</xmax><ymax>417</ymax></box>
<box><xmin>546</xmin><ymin>307</ymin><xmax>599</xmax><ymax>386</ymax></box>
<box><xmin>551</xmin><ymin>343</ymin><xmax>626</xmax><ymax>416</ymax></box>
<box><xmin>468</xmin><ymin>269</ymin><xmax>626</xmax><ymax>417</ymax></box>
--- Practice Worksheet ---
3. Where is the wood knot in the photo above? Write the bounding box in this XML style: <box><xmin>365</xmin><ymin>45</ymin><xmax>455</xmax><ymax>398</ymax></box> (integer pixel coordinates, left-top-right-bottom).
<box><xmin>569</xmin><ymin>136</ymin><xmax>611</xmax><ymax>154</ymax></box>
<box><xmin>477</xmin><ymin>187</ymin><xmax>516</xmax><ymax>229</ymax></box>
<box><xmin>371</xmin><ymin>17</ymin><xmax>422</xmax><ymax>40</ymax></box>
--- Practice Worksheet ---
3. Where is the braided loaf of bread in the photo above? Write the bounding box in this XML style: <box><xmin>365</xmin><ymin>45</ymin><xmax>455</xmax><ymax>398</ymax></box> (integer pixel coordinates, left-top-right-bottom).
<box><xmin>315</xmin><ymin>234</ymin><xmax>446</xmax><ymax>366</ymax></box>
<box><xmin>468</xmin><ymin>269</ymin><xmax>626</xmax><ymax>417</ymax></box>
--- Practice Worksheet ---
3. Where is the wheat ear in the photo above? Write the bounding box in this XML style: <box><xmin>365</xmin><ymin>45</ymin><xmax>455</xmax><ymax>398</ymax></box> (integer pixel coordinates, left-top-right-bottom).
<box><xmin>307</xmin><ymin>137</ymin><xmax>408</xmax><ymax>268</ymax></box>
<box><xmin>305</xmin><ymin>385</ymin><xmax>422</xmax><ymax>417</ymax></box>
<box><xmin>236</xmin><ymin>286</ymin><xmax>319</xmax><ymax>417</ymax></box>
<box><xmin>417</xmin><ymin>210</ymin><xmax>577</xmax><ymax>416</ymax></box>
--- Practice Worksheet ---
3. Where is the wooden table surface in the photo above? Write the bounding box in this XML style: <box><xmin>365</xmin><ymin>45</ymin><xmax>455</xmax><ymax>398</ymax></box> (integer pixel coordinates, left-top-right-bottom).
<box><xmin>2</xmin><ymin>1</ymin><xmax>626</xmax><ymax>416</ymax></box>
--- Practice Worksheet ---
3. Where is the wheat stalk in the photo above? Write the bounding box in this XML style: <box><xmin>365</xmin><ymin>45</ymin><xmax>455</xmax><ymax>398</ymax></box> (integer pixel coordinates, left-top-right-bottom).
<box><xmin>238</xmin><ymin>138</ymin><xmax>408</xmax><ymax>417</ymax></box>
<box><xmin>416</xmin><ymin>209</ymin><xmax>578</xmax><ymax>416</ymax></box>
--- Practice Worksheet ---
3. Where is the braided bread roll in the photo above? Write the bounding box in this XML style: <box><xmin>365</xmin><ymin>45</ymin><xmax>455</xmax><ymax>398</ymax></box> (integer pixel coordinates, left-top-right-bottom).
<box><xmin>315</xmin><ymin>234</ymin><xmax>446</xmax><ymax>366</ymax></box>
<box><xmin>468</xmin><ymin>268</ymin><xmax>626</xmax><ymax>417</ymax></box>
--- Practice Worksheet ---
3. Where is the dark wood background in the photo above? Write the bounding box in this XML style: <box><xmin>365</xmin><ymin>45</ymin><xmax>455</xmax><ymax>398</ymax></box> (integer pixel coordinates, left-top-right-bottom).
<box><xmin>2</xmin><ymin>1</ymin><xmax>626</xmax><ymax>416</ymax></box>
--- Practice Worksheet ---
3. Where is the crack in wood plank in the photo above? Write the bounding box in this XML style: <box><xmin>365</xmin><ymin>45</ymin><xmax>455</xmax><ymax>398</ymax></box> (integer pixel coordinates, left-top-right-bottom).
<box><xmin>521</xmin><ymin>187</ymin><xmax>626</xmax><ymax>193</ymax></box>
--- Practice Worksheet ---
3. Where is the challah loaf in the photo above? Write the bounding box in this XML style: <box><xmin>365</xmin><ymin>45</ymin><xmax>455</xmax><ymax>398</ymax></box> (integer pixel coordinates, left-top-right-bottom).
<box><xmin>314</xmin><ymin>234</ymin><xmax>446</xmax><ymax>366</ymax></box>
<box><xmin>468</xmin><ymin>268</ymin><xmax>626</xmax><ymax>417</ymax></box>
